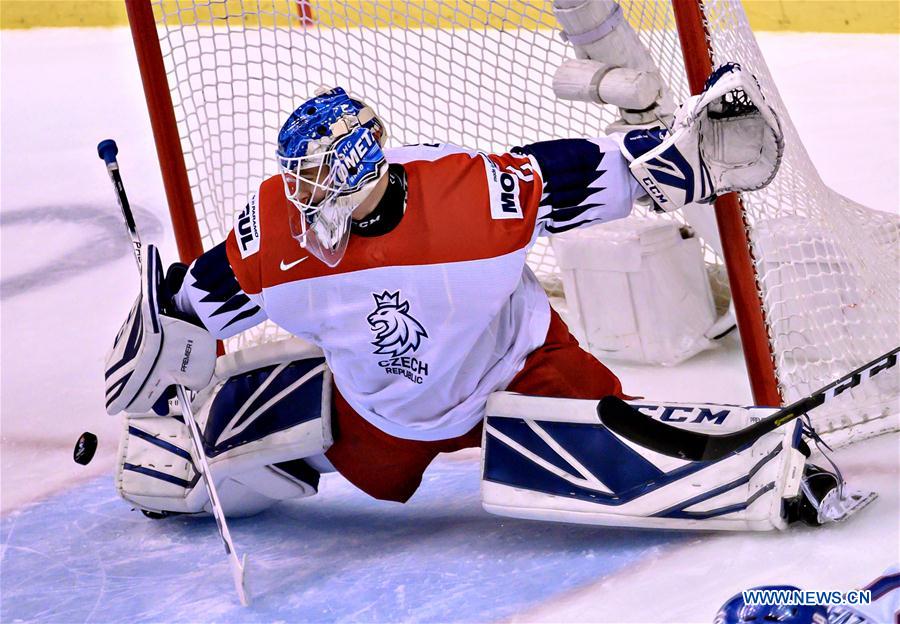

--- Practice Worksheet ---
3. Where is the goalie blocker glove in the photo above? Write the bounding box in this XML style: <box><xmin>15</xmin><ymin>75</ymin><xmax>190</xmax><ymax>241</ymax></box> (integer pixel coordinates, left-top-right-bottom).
<box><xmin>618</xmin><ymin>62</ymin><xmax>784</xmax><ymax>211</ymax></box>
<box><xmin>105</xmin><ymin>245</ymin><xmax>216</xmax><ymax>415</ymax></box>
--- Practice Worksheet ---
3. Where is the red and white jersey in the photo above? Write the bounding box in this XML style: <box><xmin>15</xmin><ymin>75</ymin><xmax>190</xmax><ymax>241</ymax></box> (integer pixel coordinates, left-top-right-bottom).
<box><xmin>178</xmin><ymin>139</ymin><xmax>643</xmax><ymax>441</ymax></box>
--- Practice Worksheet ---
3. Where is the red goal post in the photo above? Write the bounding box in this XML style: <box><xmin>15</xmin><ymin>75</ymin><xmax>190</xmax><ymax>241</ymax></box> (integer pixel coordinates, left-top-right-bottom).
<box><xmin>124</xmin><ymin>0</ymin><xmax>899</xmax><ymax>444</ymax></box>
<box><xmin>125</xmin><ymin>0</ymin><xmax>203</xmax><ymax>263</ymax></box>
<box><xmin>672</xmin><ymin>0</ymin><xmax>779</xmax><ymax>406</ymax></box>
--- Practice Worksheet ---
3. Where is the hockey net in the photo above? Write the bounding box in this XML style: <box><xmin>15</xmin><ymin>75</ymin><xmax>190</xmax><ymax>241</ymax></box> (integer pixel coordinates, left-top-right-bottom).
<box><xmin>128</xmin><ymin>0</ymin><xmax>899</xmax><ymax>446</ymax></box>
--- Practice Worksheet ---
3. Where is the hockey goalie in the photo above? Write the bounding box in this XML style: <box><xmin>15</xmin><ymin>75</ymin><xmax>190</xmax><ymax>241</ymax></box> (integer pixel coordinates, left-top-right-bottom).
<box><xmin>105</xmin><ymin>2</ymin><xmax>874</xmax><ymax>534</ymax></box>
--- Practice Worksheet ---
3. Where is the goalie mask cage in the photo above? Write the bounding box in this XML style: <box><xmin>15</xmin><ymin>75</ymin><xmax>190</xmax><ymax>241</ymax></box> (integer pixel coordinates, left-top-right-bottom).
<box><xmin>125</xmin><ymin>0</ymin><xmax>899</xmax><ymax>446</ymax></box>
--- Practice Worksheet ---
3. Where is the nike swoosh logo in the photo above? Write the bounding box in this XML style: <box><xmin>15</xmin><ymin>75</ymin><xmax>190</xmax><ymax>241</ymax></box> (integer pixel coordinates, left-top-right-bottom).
<box><xmin>280</xmin><ymin>257</ymin><xmax>308</xmax><ymax>271</ymax></box>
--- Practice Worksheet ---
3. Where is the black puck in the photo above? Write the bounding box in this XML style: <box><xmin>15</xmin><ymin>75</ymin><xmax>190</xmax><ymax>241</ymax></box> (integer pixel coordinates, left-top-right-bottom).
<box><xmin>73</xmin><ymin>432</ymin><xmax>98</xmax><ymax>465</ymax></box>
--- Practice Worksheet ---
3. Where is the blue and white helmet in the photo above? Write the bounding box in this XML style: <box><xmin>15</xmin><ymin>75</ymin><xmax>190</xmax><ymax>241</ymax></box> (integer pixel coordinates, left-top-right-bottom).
<box><xmin>277</xmin><ymin>87</ymin><xmax>388</xmax><ymax>267</ymax></box>
<box><xmin>714</xmin><ymin>586</ymin><xmax>828</xmax><ymax>624</ymax></box>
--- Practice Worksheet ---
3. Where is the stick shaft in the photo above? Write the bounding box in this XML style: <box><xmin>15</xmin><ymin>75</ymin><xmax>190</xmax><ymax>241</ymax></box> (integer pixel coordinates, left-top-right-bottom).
<box><xmin>599</xmin><ymin>345</ymin><xmax>899</xmax><ymax>461</ymax></box>
<box><xmin>176</xmin><ymin>386</ymin><xmax>250</xmax><ymax>605</ymax></box>
<box><xmin>103</xmin><ymin>161</ymin><xmax>143</xmax><ymax>271</ymax></box>
<box><xmin>771</xmin><ymin>347</ymin><xmax>899</xmax><ymax>429</ymax></box>
<box><xmin>97</xmin><ymin>139</ymin><xmax>248</xmax><ymax>605</ymax></box>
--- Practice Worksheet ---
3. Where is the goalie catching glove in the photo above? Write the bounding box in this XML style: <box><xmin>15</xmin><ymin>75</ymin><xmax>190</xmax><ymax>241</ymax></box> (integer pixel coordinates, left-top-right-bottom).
<box><xmin>105</xmin><ymin>245</ymin><xmax>216</xmax><ymax>415</ymax></box>
<box><xmin>618</xmin><ymin>62</ymin><xmax>784</xmax><ymax>211</ymax></box>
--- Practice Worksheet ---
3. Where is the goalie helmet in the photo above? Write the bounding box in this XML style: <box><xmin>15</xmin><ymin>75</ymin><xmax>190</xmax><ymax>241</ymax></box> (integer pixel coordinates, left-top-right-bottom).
<box><xmin>277</xmin><ymin>86</ymin><xmax>388</xmax><ymax>267</ymax></box>
<box><xmin>714</xmin><ymin>586</ymin><xmax>828</xmax><ymax>624</ymax></box>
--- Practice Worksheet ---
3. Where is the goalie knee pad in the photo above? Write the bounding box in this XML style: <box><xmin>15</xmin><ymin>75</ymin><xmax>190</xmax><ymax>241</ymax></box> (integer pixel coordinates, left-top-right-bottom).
<box><xmin>481</xmin><ymin>394</ymin><xmax>810</xmax><ymax>531</ymax></box>
<box><xmin>116</xmin><ymin>339</ymin><xmax>333</xmax><ymax>518</ymax></box>
<box><xmin>618</xmin><ymin>63</ymin><xmax>784</xmax><ymax>211</ymax></box>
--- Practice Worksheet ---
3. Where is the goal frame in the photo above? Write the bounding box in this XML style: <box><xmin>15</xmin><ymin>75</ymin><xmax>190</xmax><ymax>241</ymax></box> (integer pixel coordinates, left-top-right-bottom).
<box><xmin>124</xmin><ymin>0</ymin><xmax>783</xmax><ymax>406</ymax></box>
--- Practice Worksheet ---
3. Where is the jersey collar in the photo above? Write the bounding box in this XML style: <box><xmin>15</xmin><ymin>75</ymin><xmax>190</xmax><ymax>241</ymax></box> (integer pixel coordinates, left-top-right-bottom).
<box><xmin>350</xmin><ymin>164</ymin><xmax>407</xmax><ymax>238</ymax></box>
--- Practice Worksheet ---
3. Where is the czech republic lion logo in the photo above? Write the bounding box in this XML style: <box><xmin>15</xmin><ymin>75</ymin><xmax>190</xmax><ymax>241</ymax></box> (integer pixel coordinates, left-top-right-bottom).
<box><xmin>367</xmin><ymin>291</ymin><xmax>428</xmax><ymax>357</ymax></box>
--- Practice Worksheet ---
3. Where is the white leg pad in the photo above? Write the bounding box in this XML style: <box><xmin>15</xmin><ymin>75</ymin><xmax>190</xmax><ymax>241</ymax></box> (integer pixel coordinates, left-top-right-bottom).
<box><xmin>552</xmin><ymin>0</ymin><xmax>676</xmax><ymax>125</ymax></box>
<box><xmin>116</xmin><ymin>339</ymin><xmax>333</xmax><ymax>517</ymax></box>
<box><xmin>481</xmin><ymin>393</ymin><xmax>806</xmax><ymax>531</ymax></box>
<box><xmin>552</xmin><ymin>58</ymin><xmax>664</xmax><ymax>112</ymax></box>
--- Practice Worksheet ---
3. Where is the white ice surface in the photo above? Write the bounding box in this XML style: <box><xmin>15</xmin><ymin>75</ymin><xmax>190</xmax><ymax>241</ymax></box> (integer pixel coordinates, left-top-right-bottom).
<box><xmin>510</xmin><ymin>435</ymin><xmax>900</xmax><ymax>623</ymax></box>
<box><xmin>1</xmin><ymin>28</ymin><xmax>898</xmax><ymax>623</ymax></box>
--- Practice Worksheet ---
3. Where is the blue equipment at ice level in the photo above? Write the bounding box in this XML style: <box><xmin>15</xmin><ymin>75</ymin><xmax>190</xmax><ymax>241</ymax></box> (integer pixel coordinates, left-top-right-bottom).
<box><xmin>715</xmin><ymin>586</ymin><xmax>829</xmax><ymax>624</ymax></box>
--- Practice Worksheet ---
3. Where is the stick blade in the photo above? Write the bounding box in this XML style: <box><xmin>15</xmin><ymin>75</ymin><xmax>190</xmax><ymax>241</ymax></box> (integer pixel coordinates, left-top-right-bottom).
<box><xmin>597</xmin><ymin>396</ymin><xmax>709</xmax><ymax>461</ymax></box>
<box><xmin>231</xmin><ymin>553</ymin><xmax>250</xmax><ymax>607</ymax></box>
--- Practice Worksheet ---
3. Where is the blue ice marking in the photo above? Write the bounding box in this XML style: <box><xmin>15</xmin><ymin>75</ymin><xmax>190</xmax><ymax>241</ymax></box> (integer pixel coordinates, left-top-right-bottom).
<box><xmin>1</xmin><ymin>455</ymin><xmax>687</xmax><ymax>622</ymax></box>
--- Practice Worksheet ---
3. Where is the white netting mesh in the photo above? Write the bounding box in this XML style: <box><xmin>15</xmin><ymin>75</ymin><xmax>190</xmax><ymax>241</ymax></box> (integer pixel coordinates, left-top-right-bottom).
<box><xmin>700</xmin><ymin>3</ymin><xmax>899</xmax><ymax>440</ymax></box>
<box><xmin>145</xmin><ymin>0</ymin><xmax>898</xmax><ymax>443</ymax></box>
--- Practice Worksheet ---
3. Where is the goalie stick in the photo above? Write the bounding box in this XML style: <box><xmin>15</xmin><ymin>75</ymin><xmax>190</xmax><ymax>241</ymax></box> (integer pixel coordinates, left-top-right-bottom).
<box><xmin>598</xmin><ymin>346</ymin><xmax>899</xmax><ymax>461</ymax></box>
<box><xmin>97</xmin><ymin>139</ymin><xmax>250</xmax><ymax>607</ymax></box>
